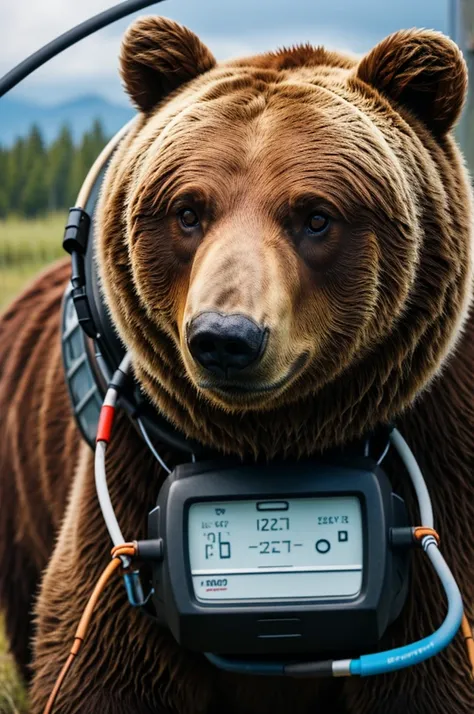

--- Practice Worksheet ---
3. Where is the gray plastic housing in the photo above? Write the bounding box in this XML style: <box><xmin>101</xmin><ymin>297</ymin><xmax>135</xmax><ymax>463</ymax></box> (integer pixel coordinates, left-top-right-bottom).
<box><xmin>148</xmin><ymin>457</ymin><xmax>410</xmax><ymax>656</ymax></box>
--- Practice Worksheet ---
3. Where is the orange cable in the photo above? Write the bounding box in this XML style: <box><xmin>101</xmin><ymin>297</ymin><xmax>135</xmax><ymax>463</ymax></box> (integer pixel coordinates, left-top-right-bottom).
<box><xmin>43</xmin><ymin>543</ymin><xmax>137</xmax><ymax>714</ymax></box>
<box><xmin>413</xmin><ymin>527</ymin><xmax>474</xmax><ymax>679</ymax></box>
<box><xmin>413</xmin><ymin>527</ymin><xmax>441</xmax><ymax>546</ymax></box>
<box><xmin>42</xmin><ymin>653</ymin><xmax>76</xmax><ymax>714</ymax></box>
<box><xmin>111</xmin><ymin>543</ymin><xmax>136</xmax><ymax>559</ymax></box>
<box><xmin>461</xmin><ymin>613</ymin><xmax>474</xmax><ymax>679</ymax></box>
<box><xmin>42</xmin><ymin>531</ymin><xmax>473</xmax><ymax>712</ymax></box>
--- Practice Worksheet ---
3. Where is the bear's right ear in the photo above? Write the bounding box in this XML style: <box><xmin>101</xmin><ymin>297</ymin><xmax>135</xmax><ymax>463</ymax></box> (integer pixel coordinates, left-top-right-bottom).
<box><xmin>356</xmin><ymin>29</ymin><xmax>468</xmax><ymax>136</ymax></box>
<box><xmin>120</xmin><ymin>16</ymin><xmax>216</xmax><ymax>113</ymax></box>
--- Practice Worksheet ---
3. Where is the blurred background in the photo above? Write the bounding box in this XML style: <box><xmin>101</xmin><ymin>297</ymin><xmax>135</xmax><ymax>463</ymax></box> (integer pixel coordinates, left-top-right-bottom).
<box><xmin>0</xmin><ymin>0</ymin><xmax>472</xmax><ymax>710</ymax></box>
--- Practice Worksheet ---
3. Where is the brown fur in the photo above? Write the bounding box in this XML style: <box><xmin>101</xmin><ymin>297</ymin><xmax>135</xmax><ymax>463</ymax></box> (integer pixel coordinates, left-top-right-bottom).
<box><xmin>0</xmin><ymin>17</ymin><xmax>473</xmax><ymax>714</ymax></box>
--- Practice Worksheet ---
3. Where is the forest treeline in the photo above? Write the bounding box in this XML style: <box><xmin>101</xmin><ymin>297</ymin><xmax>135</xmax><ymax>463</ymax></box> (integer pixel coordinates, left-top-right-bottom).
<box><xmin>0</xmin><ymin>120</ymin><xmax>108</xmax><ymax>218</ymax></box>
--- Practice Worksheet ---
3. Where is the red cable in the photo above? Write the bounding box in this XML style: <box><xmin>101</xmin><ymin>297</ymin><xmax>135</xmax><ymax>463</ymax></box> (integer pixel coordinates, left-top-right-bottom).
<box><xmin>96</xmin><ymin>405</ymin><xmax>115</xmax><ymax>443</ymax></box>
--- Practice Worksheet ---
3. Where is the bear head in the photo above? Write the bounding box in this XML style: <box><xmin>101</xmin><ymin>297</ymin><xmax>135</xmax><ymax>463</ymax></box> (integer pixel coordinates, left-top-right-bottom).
<box><xmin>97</xmin><ymin>17</ymin><xmax>473</xmax><ymax>458</ymax></box>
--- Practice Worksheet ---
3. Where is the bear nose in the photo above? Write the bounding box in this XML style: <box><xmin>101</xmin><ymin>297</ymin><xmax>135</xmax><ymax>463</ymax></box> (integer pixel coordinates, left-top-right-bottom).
<box><xmin>187</xmin><ymin>312</ymin><xmax>267</xmax><ymax>376</ymax></box>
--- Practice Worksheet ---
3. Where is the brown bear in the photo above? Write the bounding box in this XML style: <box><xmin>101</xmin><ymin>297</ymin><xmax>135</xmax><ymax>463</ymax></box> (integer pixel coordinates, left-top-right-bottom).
<box><xmin>0</xmin><ymin>14</ymin><xmax>473</xmax><ymax>714</ymax></box>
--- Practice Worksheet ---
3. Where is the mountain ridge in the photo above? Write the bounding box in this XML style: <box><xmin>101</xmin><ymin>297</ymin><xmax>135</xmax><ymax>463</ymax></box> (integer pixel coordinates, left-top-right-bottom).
<box><xmin>0</xmin><ymin>95</ymin><xmax>135</xmax><ymax>145</ymax></box>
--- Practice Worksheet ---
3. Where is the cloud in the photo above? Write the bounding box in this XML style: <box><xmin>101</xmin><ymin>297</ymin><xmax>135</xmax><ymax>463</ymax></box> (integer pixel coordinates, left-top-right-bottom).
<box><xmin>0</xmin><ymin>0</ymin><xmax>450</xmax><ymax>105</ymax></box>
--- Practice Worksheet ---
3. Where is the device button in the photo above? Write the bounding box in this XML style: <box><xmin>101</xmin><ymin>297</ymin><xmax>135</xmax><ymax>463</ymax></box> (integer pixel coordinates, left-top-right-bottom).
<box><xmin>257</xmin><ymin>618</ymin><xmax>302</xmax><ymax>639</ymax></box>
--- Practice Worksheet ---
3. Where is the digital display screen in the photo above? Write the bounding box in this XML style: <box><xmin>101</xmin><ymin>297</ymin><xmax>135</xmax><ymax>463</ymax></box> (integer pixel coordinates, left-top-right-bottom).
<box><xmin>188</xmin><ymin>496</ymin><xmax>363</xmax><ymax>601</ymax></box>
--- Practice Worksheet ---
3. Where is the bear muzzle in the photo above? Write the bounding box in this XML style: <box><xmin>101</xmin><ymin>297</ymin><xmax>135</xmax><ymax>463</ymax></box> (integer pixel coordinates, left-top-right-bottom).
<box><xmin>187</xmin><ymin>311</ymin><xmax>268</xmax><ymax>378</ymax></box>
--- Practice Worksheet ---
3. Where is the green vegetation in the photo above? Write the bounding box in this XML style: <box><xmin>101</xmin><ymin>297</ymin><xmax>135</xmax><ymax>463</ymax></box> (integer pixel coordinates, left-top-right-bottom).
<box><xmin>0</xmin><ymin>213</ymin><xmax>67</xmax><ymax>309</ymax></box>
<box><xmin>0</xmin><ymin>120</ymin><xmax>107</xmax><ymax>219</ymax></box>
<box><xmin>0</xmin><ymin>213</ymin><xmax>67</xmax><ymax>711</ymax></box>
<box><xmin>0</xmin><ymin>616</ymin><xmax>27</xmax><ymax>714</ymax></box>
<box><xmin>0</xmin><ymin>119</ymin><xmax>110</xmax><ymax>308</ymax></box>
<box><xmin>0</xmin><ymin>122</ymin><xmax>109</xmax><ymax>711</ymax></box>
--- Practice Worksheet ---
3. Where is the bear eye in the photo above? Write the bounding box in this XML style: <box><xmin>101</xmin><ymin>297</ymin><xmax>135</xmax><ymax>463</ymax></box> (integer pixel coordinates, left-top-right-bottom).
<box><xmin>179</xmin><ymin>208</ymin><xmax>200</xmax><ymax>229</ymax></box>
<box><xmin>306</xmin><ymin>212</ymin><xmax>330</xmax><ymax>236</ymax></box>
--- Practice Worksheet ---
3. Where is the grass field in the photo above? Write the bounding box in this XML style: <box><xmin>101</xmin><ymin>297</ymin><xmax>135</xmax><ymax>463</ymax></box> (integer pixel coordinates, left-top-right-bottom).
<box><xmin>0</xmin><ymin>213</ymin><xmax>66</xmax><ymax>310</ymax></box>
<box><xmin>0</xmin><ymin>213</ymin><xmax>66</xmax><ymax>713</ymax></box>
<box><xmin>0</xmin><ymin>616</ymin><xmax>28</xmax><ymax>714</ymax></box>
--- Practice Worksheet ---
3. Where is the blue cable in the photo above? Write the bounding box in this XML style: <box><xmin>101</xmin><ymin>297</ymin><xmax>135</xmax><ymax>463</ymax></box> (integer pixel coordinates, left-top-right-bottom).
<box><xmin>123</xmin><ymin>572</ymin><xmax>154</xmax><ymax>608</ymax></box>
<box><xmin>206</xmin><ymin>540</ymin><xmax>463</xmax><ymax>679</ymax></box>
<box><xmin>348</xmin><ymin>540</ymin><xmax>463</xmax><ymax>677</ymax></box>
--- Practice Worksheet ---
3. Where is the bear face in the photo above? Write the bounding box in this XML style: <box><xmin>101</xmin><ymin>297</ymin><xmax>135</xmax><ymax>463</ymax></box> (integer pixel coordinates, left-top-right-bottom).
<box><xmin>98</xmin><ymin>17</ymin><xmax>473</xmax><ymax>458</ymax></box>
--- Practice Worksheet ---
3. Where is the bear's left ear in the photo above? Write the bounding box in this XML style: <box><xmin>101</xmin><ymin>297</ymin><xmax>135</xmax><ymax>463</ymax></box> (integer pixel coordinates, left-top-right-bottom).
<box><xmin>356</xmin><ymin>29</ymin><xmax>468</xmax><ymax>136</ymax></box>
<box><xmin>120</xmin><ymin>16</ymin><xmax>216</xmax><ymax>113</ymax></box>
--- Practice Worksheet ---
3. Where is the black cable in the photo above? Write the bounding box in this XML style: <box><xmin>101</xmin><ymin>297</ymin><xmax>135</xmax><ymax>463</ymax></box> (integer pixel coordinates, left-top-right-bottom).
<box><xmin>284</xmin><ymin>660</ymin><xmax>334</xmax><ymax>677</ymax></box>
<box><xmin>0</xmin><ymin>0</ymin><xmax>166</xmax><ymax>98</ymax></box>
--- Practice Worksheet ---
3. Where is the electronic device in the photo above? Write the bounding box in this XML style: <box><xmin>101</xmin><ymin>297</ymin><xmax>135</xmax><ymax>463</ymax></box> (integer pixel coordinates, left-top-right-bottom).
<box><xmin>145</xmin><ymin>457</ymin><xmax>410</xmax><ymax>657</ymax></box>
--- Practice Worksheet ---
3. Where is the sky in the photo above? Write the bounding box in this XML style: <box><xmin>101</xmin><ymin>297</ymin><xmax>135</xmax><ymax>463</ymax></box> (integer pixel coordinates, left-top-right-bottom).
<box><xmin>0</xmin><ymin>0</ymin><xmax>453</xmax><ymax>107</ymax></box>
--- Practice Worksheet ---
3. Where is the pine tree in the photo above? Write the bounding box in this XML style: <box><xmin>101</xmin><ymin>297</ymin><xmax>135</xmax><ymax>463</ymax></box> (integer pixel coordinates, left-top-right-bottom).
<box><xmin>25</xmin><ymin>124</ymin><xmax>45</xmax><ymax>162</ymax></box>
<box><xmin>89</xmin><ymin>119</ymin><xmax>107</xmax><ymax>161</ymax></box>
<box><xmin>21</xmin><ymin>158</ymin><xmax>49</xmax><ymax>218</ymax></box>
<box><xmin>6</xmin><ymin>137</ymin><xmax>27</xmax><ymax>214</ymax></box>
<box><xmin>67</xmin><ymin>119</ymin><xmax>107</xmax><ymax>205</ymax></box>
<box><xmin>19</xmin><ymin>125</ymin><xmax>47</xmax><ymax>216</ymax></box>
<box><xmin>47</xmin><ymin>125</ymin><xmax>74</xmax><ymax>211</ymax></box>
<box><xmin>0</xmin><ymin>118</ymin><xmax>109</xmax><ymax>217</ymax></box>
<box><xmin>0</xmin><ymin>146</ymin><xmax>8</xmax><ymax>218</ymax></box>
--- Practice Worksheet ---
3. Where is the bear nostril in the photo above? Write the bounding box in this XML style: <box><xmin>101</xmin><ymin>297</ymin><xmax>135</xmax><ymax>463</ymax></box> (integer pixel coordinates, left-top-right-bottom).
<box><xmin>187</xmin><ymin>312</ymin><xmax>267</xmax><ymax>377</ymax></box>
<box><xmin>197</xmin><ymin>339</ymin><xmax>215</xmax><ymax>354</ymax></box>
<box><xmin>225</xmin><ymin>340</ymin><xmax>248</xmax><ymax>356</ymax></box>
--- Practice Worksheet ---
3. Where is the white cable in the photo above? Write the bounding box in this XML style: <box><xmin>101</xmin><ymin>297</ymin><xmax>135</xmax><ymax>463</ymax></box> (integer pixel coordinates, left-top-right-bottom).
<box><xmin>137</xmin><ymin>417</ymin><xmax>172</xmax><ymax>474</ymax></box>
<box><xmin>94</xmin><ymin>352</ymin><xmax>133</xmax><ymax>551</ymax></box>
<box><xmin>118</xmin><ymin>351</ymin><xmax>132</xmax><ymax>376</ymax></box>
<box><xmin>390</xmin><ymin>428</ymin><xmax>434</xmax><ymax>529</ymax></box>
<box><xmin>95</xmin><ymin>437</ymin><xmax>126</xmax><ymax>547</ymax></box>
<box><xmin>376</xmin><ymin>440</ymin><xmax>391</xmax><ymax>466</ymax></box>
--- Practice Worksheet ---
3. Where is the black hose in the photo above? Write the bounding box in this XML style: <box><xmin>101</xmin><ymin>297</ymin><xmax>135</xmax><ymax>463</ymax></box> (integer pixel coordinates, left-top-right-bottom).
<box><xmin>0</xmin><ymin>0</ymin><xmax>166</xmax><ymax>98</ymax></box>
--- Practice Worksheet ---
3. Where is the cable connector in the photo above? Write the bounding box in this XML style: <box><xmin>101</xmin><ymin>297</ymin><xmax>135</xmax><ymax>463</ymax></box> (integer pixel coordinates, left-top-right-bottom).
<box><xmin>134</xmin><ymin>539</ymin><xmax>164</xmax><ymax>562</ymax></box>
<box><xmin>108</xmin><ymin>365</ymin><xmax>131</xmax><ymax>392</ymax></box>
<box><xmin>413</xmin><ymin>527</ymin><xmax>440</xmax><ymax>547</ymax></box>
<box><xmin>390</xmin><ymin>527</ymin><xmax>440</xmax><ymax>549</ymax></box>
<box><xmin>390</xmin><ymin>527</ymin><xmax>416</xmax><ymax>548</ymax></box>
<box><xmin>284</xmin><ymin>660</ymin><xmax>334</xmax><ymax>677</ymax></box>
<box><xmin>63</xmin><ymin>207</ymin><xmax>90</xmax><ymax>255</ymax></box>
<box><xmin>95</xmin><ymin>354</ymin><xmax>133</xmax><ymax>444</ymax></box>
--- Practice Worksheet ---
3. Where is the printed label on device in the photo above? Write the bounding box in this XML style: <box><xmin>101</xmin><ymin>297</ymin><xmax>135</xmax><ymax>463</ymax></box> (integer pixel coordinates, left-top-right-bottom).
<box><xmin>188</xmin><ymin>496</ymin><xmax>363</xmax><ymax>601</ymax></box>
